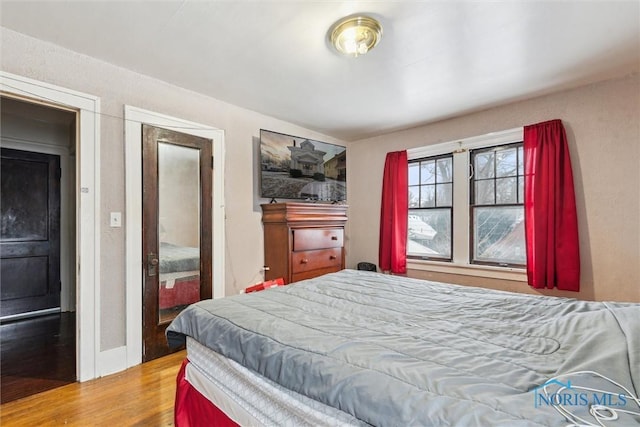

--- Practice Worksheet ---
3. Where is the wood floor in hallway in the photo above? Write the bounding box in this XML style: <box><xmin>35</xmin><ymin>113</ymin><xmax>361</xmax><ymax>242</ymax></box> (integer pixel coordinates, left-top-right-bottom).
<box><xmin>0</xmin><ymin>350</ymin><xmax>186</xmax><ymax>426</ymax></box>
<box><xmin>1</xmin><ymin>313</ymin><xmax>76</xmax><ymax>404</ymax></box>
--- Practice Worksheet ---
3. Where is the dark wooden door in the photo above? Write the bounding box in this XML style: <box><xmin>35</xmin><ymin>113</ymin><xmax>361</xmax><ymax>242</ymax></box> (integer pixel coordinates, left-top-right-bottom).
<box><xmin>0</xmin><ymin>148</ymin><xmax>61</xmax><ymax>318</ymax></box>
<box><xmin>142</xmin><ymin>125</ymin><xmax>212</xmax><ymax>362</ymax></box>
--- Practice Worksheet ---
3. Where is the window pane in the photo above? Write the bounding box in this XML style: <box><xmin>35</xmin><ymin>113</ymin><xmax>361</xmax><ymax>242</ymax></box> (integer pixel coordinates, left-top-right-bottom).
<box><xmin>496</xmin><ymin>177</ymin><xmax>517</xmax><ymax>204</ymax></box>
<box><xmin>436</xmin><ymin>157</ymin><xmax>452</xmax><ymax>183</ymax></box>
<box><xmin>436</xmin><ymin>183</ymin><xmax>452</xmax><ymax>206</ymax></box>
<box><xmin>518</xmin><ymin>146</ymin><xmax>524</xmax><ymax>175</ymax></box>
<box><xmin>473</xmin><ymin>206</ymin><xmax>525</xmax><ymax>265</ymax></box>
<box><xmin>420</xmin><ymin>185</ymin><xmax>435</xmax><ymax>207</ymax></box>
<box><xmin>408</xmin><ymin>163</ymin><xmax>420</xmax><ymax>186</ymax></box>
<box><xmin>496</xmin><ymin>148</ymin><xmax>517</xmax><ymax>178</ymax></box>
<box><xmin>408</xmin><ymin>208</ymin><xmax>451</xmax><ymax>259</ymax></box>
<box><xmin>421</xmin><ymin>161</ymin><xmax>435</xmax><ymax>184</ymax></box>
<box><xmin>475</xmin><ymin>180</ymin><xmax>494</xmax><ymax>205</ymax></box>
<box><xmin>518</xmin><ymin>177</ymin><xmax>524</xmax><ymax>203</ymax></box>
<box><xmin>408</xmin><ymin>186</ymin><xmax>420</xmax><ymax>208</ymax></box>
<box><xmin>475</xmin><ymin>152</ymin><xmax>494</xmax><ymax>179</ymax></box>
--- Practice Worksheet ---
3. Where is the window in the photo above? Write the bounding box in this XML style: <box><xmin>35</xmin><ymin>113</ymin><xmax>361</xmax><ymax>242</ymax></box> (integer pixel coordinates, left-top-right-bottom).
<box><xmin>408</xmin><ymin>155</ymin><xmax>453</xmax><ymax>260</ymax></box>
<box><xmin>406</xmin><ymin>127</ymin><xmax>526</xmax><ymax>274</ymax></box>
<box><xmin>470</xmin><ymin>143</ymin><xmax>525</xmax><ymax>267</ymax></box>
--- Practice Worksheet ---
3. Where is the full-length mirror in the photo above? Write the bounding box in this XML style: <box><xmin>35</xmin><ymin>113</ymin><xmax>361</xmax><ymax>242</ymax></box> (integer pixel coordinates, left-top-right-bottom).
<box><xmin>157</xmin><ymin>142</ymin><xmax>201</xmax><ymax>324</ymax></box>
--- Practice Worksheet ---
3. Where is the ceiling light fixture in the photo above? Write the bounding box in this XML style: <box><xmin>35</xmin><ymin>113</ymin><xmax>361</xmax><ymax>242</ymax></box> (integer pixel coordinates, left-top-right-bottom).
<box><xmin>329</xmin><ymin>15</ymin><xmax>382</xmax><ymax>58</ymax></box>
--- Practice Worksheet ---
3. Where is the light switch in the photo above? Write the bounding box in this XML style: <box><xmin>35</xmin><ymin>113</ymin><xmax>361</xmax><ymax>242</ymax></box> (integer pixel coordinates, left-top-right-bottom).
<box><xmin>110</xmin><ymin>212</ymin><xmax>122</xmax><ymax>228</ymax></box>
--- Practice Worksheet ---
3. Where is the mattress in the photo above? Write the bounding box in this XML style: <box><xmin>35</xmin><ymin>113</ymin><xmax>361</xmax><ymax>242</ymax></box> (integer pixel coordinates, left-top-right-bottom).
<box><xmin>185</xmin><ymin>336</ymin><xmax>367</xmax><ymax>426</ymax></box>
<box><xmin>167</xmin><ymin>270</ymin><xmax>640</xmax><ymax>426</ymax></box>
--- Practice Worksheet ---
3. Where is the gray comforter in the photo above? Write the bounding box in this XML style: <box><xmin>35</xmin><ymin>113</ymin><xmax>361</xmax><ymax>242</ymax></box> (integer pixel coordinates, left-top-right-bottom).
<box><xmin>166</xmin><ymin>270</ymin><xmax>640</xmax><ymax>426</ymax></box>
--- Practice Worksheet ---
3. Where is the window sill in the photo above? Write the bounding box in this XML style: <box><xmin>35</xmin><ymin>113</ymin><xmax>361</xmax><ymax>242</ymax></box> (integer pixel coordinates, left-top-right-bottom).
<box><xmin>407</xmin><ymin>259</ymin><xmax>527</xmax><ymax>282</ymax></box>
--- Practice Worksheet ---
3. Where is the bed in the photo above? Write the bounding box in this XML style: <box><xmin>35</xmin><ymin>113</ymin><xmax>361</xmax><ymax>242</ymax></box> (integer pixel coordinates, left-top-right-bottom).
<box><xmin>166</xmin><ymin>269</ymin><xmax>640</xmax><ymax>426</ymax></box>
<box><xmin>159</xmin><ymin>242</ymin><xmax>200</xmax><ymax>311</ymax></box>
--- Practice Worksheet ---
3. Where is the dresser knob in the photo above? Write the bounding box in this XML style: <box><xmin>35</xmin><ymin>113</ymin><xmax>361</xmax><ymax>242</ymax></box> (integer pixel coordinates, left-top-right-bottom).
<box><xmin>300</xmin><ymin>259</ymin><xmax>308</xmax><ymax>264</ymax></box>
<box><xmin>329</xmin><ymin>255</ymin><xmax>336</xmax><ymax>260</ymax></box>
<box><xmin>331</xmin><ymin>236</ymin><xmax>338</xmax><ymax>240</ymax></box>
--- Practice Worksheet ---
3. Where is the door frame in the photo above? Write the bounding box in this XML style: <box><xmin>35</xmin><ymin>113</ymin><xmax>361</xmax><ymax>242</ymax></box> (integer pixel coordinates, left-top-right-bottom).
<box><xmin>1</xmin><ymin>71</ymin><xmax>101</xmax><ymax>382</ymax></box>
<box><xmin>124</xmin><ymin>106</ymin><xmax>225</xmax><ymax>368</ymax></box>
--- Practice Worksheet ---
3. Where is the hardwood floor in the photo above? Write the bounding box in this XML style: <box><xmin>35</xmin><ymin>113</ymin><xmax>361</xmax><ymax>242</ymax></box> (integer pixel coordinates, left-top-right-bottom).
<box><xmin>0</xmin><ymin>350</ymin><xmax>186</xmax><ymax>426</ymax></box>
<box><xmin>1</xmin><ymin>313</ymin><xmax>76</xmax><ymax>404</ymax></box>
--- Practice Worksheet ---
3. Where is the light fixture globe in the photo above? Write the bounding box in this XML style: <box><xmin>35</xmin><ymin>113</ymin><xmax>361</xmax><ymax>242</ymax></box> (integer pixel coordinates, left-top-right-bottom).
<box><xmin>330</xmin><ymin>15</ymin><xmax>382</xmax><ymax>57</ymax></box>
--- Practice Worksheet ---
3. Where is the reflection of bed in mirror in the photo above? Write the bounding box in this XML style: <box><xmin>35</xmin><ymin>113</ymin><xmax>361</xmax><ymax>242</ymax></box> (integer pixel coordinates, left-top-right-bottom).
<box><xmin>159</xmin><ymin>242</ymin><xmax>200</xmax><ymax>322</ymax></box>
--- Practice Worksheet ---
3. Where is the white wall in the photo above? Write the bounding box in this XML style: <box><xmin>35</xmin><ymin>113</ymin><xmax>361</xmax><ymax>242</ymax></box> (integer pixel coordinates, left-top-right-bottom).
<box><xmin>347</xmin><ymin>73</ymin><xmax>640</xmax><ymax>303</ymax></box>
<box><xmin>0</xmin><ymin>27</ymin><xmax>347</xmax><ymax>352</ymax></box>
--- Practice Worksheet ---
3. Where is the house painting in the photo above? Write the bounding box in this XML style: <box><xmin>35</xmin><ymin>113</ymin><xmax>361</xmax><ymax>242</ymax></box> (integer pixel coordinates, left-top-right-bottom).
<box><xmin>324</xmin><ymin>150</ymin><xmax>346</xmax><ymax>182</ymax></box>
<box><xmin>288</xmin><ymin>140</ymin><xmax>325</xmax><ymax>177</ymax></box>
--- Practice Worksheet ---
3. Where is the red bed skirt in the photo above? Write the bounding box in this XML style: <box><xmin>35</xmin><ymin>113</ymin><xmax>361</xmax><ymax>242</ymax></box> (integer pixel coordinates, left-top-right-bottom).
<box><xmin>175</xmin><ymin>359</ymin><xmax>239</xmax><ymax>427</ymax></box>
<box><xmin>160</xmin><ymin>277</ymin><xmax>200</xmax><ymax>309</ymax></box>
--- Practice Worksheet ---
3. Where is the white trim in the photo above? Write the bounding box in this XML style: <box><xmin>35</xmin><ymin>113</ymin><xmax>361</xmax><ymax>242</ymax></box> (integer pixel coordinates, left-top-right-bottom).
<box><xmin>407</xmin><ymin>127</ymin><xmax>523</xmax><ymax>159</ymax></box>
<box><xmin>1</xmin><ymin>71</ymin><xmax>101</xmax><ymax>382</ymax></box>
<box><xmin>124</xmin><ymin>106</ymin><xmax>225</xmax><ymax>368</ymax></box>
<box><xmin>1</xmin><ymin>137</ymin><xmax>75</xmax><ymax>312</ymax></box>
<box><xmin>97</xmin><ymin>346</ymin><xmax>128</xmax><ymax>378</ymax></box>
<box><xmin>407</xmin><ymin>259</ymin><xmax>527</xmax><ymax>282</ymax></box>
<box><xmin>452</xmin><ymin>149</ymin><xmax>471</xmax><ymax>265</ymax></box>
<box><xmin>406</xmin><ymin>126</ymin><xmax>525</xmax><ymax>280</ymax></box>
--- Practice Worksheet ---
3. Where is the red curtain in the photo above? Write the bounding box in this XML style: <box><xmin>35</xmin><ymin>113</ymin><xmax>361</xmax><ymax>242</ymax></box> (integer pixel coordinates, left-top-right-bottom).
<box><xmin>524</xmin><ymin>120</ymin><xmax>580</xmax><ymax>291</ymax></box>
<box><xmin>379</xmin><ymin>150</ymin><xmax>408</xmax><ymax>274</ymax></box>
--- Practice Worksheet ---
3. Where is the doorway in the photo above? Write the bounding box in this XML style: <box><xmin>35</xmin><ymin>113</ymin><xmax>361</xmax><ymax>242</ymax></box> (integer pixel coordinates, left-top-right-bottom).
<box><xmin>1</xmin><ymin>71</ymin><xmax>100</xmax><ymax>382</ymax></box>
<box><xmin>0</xmin><ymin>96</ymin><xmax>77</xmax><ymax>402</ymax></box>
<box><xmin>124</xmin><ymin>106</ymin><xmax>225</xmax><ymax>368</ymax></box>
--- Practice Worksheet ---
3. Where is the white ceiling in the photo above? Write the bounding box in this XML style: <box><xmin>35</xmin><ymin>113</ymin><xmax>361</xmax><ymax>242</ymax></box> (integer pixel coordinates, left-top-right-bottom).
<box><xmin>1</xmin><ymin>1</ymin><xmax>639</xmax><ymax>141</ymax></box>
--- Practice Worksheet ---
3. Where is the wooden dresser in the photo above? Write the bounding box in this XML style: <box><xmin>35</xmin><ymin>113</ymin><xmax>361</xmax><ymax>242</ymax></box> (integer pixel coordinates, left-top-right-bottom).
<box><xmin>261</xmin><ymin>202</ymin><xmax>348</xmax><ymax>284</ymax></box>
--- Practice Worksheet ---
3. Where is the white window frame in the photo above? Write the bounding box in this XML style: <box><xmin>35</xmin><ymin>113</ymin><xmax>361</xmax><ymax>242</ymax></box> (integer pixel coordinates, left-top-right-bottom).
<box><xmin>406</xmin><ymin>127</ymin><xmax>527</xmax><ymax>282</ymax></box>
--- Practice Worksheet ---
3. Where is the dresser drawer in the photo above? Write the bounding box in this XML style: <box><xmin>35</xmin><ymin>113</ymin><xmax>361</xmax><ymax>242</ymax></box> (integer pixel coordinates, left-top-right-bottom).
<box><xmin>292</xmin><ymin>228</ymin><xmax>343</xmax><ymax>251</ymax></box>
<box><xmin>291</xmin><ymin>248</ymin><xmax>342</xmax><ymax>274</ymax></box>
<box><xmin>292</xmin><ymin>266</ymin><xmax>342</xmax><ymax>283</ymax></box>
